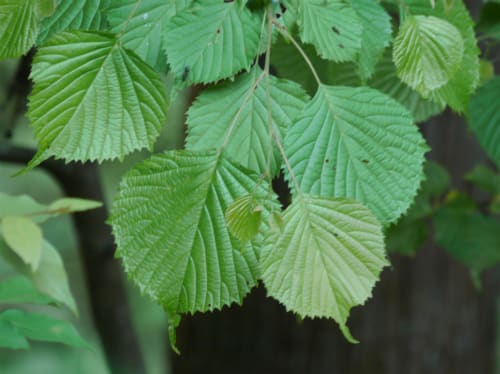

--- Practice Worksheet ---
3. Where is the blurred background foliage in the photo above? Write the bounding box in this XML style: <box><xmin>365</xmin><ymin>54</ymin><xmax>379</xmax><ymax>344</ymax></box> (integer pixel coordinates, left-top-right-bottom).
<box><xmin>2</xmin><ymin>1</ymin><xmax>500</xmax><ymax>373</ymax></box>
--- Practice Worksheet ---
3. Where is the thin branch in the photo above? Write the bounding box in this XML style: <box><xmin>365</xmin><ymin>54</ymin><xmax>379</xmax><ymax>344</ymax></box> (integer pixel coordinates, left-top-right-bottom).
<box><xmin>271</xmin><ymin>19</ymin><xmax>321</xmax><ymax>85</ymax></box>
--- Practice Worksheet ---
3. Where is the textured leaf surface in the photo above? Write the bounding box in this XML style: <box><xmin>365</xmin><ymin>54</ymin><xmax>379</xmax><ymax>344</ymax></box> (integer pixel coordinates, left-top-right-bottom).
<box><xmin>347</xmin><ymin>0</ymin><xmax>391</xmax><ymax>81</ymax></box>
<box><xmin>225</xmin><ymin>194</ymin><xmax>263</xmax><ymax>243</ymax></box>
<box><xmin>405</xmin><ymin>0</ymin><xmax>479</xmax><ymax>112</ymax></box>
<box><xmin>38</xmin><ymin>0</ymin><xmax>106</xmax><ymax>44</ymax></box>
<box><xmin>28</xmin><ymin>31</ymin><xmax>167</xmax><ymax>163</ymax></box>
<box><xmin>1</xmin><ymin>217</ymin><xmax>43</xmax><ymax>271</ymax></box>
<box><xmin>186</xmin><ymin>67</ymin><xmax>308</xmax><ymax>175</ymax></box>
<box><xmin>261</xmin><ymin>195</ymin><xmax>387</xmax><ymax>342</ymax></box>
<box><xmin>297</xmin><ymin>0</ymin><xmax>362</xmax><ymax>62</ymax></box>
<box><xmin>468</xmin><ymin>76</ymin><xmax>500</xmax><ymax>168</ymax></box>
<box><xmin>0</xmin><ymin>309</ymin><xmax>89</xmax><ymax>348</ymax></box>
<box><xmin>105</xmin><ymin>0</ymin><xmax>179</xmax><ymax>70</ymax></box>
<box><xmin>393</xmin><ymin>15</ymin><xmax>464</xmax><ymax>96</ymax></box>
<box><xmin>369</xmin><ymin>51</ymin><xmax>445</xmax><ymax>123</ymax></box>
<box><xmin>285</xmin><ymin>84</ymin><xmax>427</xmax><ymax>225</ymax></box>
<box><xmin>164</xmin><ymin>0</ymin><xmax>262</xmax><ymax>83</ymax></box>
<box><xmin>111</xmin><ymin>150</ymin><xmax>274</xmax><ymax>314</ymax></box>
<box><xmin>0</xmin><ymin>0</ymin><xmax>53</xmax><ymax>58</ymax></box>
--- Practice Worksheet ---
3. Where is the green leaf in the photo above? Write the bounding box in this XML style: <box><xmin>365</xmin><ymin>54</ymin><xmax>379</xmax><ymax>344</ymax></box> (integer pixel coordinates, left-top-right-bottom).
<box><xmin>37</xmin><ymin>0</ymin><xmax>107</xmax><ymax>44</ymax></box>
<box><xmin>271</xmin><ymin>35</ymin><xmax>330</xmax><ymax>95</ymax></box>
<box><xmin>225</xmin><ymin>194</ymin><xmax>263</xmax><ymax>243</ymax></box>
<box><xmin>1</xmin><ymin>217</ymin><xmax>43</xmax><ymax>271</ymax></box>
<box><xmin>405</xmin><ymin>0</ymin><xmax>480</xmax><ymax>112</ymax></box>
<box><xmin>0</xmin><ymin>193</ymin><xmax>49</xmax><ymax>222</ymax></box>
<box><xmin>0</xmin><ymin>0</ymin><xmax>51</xmax><ymax>59</ymax></box>
<box><xmin>368</xmin><ymin>51</ymin><xmax>445</xmax><ymax>123</ymax></box>
<box><xmin>0</xmin><ymin>276</ymin><xmax>54</xmax><ymax>305</ymax></box>
<box><xmin>49</xmin><ymin>198</ymin><xmax>102</xmax><ymax>213</ymax></box>
<box><xmin>434</xmin><ymin>198</ymin><xmax>500</xmax><ymax>281</ymax></box>
<box><xmin>111</xmin><ymin>150</ymin><xmax>276</xmax><ymax>315</ymax></box>
<box><xmin>0</xmin><ymin>320</ymin><xmax>29</xmax><ymax>349</ymax></box>
<box><xmin>393</xmin><ymin>15</ymin><xmax>464</xmax><ymax>97</ymax></box>
<box><xmin>468</xmin><ymin>76</ymin><xmax>500</xmax><ymax>168</ymax></box>
<box><xmin>105</xmin><ymin>0</ymin><xmax>179</xmax><ymax>71</ymax></box>
<box><xmin>477</xmin><ymin>2</ymin><xmax>500</xmax><ymax>40</ymax></box>
<box><xmin>326</xmin><ymin>53</ymin><xmax>445</xmax><ymax>123</ymax></box>
<box><xmin>465</xmin><ymin>165</ymin><xmax>500</xmax><ymax>195</ymax></box>
<box><xmin>260</xmin><ymin>195</ymin><xmax>387</xmax><ymax>342</ymax></box>
<box><xmin>31</xmin><ymin>241</ymin><xmax>78</xmax><ymax>315</ymax></box>
<box><xmin>0</xmin><ymin>238</ymin><xmax>77</xmax><ymax>315</ymax></box>
<box><xmin>386</xmin><ymin>216</ymin><xmax>427</xmax><ymax>256</ymax></box>
<box><xmin>386</xmin><ymin>161</ymin><xmax>449</xmax><ymax>256</ymax></box>
<box><xmin>28</xmin><ymin>30</ymin><xmax>167</xmax><ymax>163</ymax></box>
<box><xmin>346</xmin><ymin>0</ymin><xmax>391</xmax><ymax>81</ymax></box>
<box><xmin>297</xmin><ymin>0</ymin><xmax>362</xmax><ymax>62</ymax></box>
<box><xmin>186</xmin><ymin>67</ymin><xmax>308</xmax><ymax>175</ymax></box>
<box><xmin>284</xmin><ymin>84</ymin><xmax>427</xmax><ymax>225</ymax></box>
<box><xmin>164</xmin><ymin>0</ymin><xmax>262</xmax><ymax>84</ymax></box>
<box><xmin>0</xmin><ymin>309</ymin><xmax>90</xmax><ymax>348</ymax></box>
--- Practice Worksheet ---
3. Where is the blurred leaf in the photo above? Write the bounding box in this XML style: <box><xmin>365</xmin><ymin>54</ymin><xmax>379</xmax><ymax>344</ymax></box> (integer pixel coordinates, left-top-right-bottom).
<box><xmin>434</xmin><ymin>195</ymin><xmax>500</xmax><ymax>284</ymax></box>
<box><xmin>0</xmin><ymin>309</ymin><xmax>90</xmax><ymax>348</ymax></box>
<box><xmin>0</xmin><ymin>276</ymin><xmax>54</xmax><ymax>305</ymax></box>
<box><xmin>479</xmin><ymin>59</ymin><xmax>494</xmax><ymax>84</ymax></box>
<box><xmin>386</xmin><ymin>161</ymin><xmax>450</xmax><ymax>256</ymax></box>
<box><xmin>0</xmin><ymin>320</ymin><xmax>29</xmax><ymax>349</ymax></box>
<box><xmin>386</xmin><ymin>216</ymin><xmax>427</xmax><ymax>256</ymax></box>
<box><xmin>477</xmin><ymin>2</ymin><xmax>500</xmax><ymax>40</ymax></box>
<box><xmin>1</xmin><ymin>217</ymin><xmax>43</xmax><ymax>271</ymax></box>
<box><xmin>0</xmin><ymin>237</ymin><xmax>77</xmax><ymax>315</ymax></box>
<box><xmin>31</xmin><ymin>241</ymin><xmax>78</xmax><ymax>315</ymax></box>
<box><xmin>49</xmin><ymin>198</ymin><xmax>102</xmax><ymax>213</ymax></box>
<box><xmin>468</xmin><ymin>76</ymin><xmax>500</xmax><ymax>168</ymax></box>
<box><xmin>0</xmin><ymin>193</ymin><xmax>49</xmax><ymax>223</ymax></box>
<box><xmin>465</xmin><ymin>165</ymin><xmax>500</xmax><ymax>195</ymax></box>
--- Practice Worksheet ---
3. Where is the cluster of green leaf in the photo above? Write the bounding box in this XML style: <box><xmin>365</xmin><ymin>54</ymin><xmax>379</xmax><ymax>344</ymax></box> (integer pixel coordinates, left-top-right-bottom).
<box><xmin>0</xmin><ymin>193</ymin><xmax>100</xmax><ymax>349</ymax></box>
<box><xmin>1</xmin><ymin>0</ymin><xmax>500</xmax><ymax>352</ymax></box>
<box><xmin>387</xmin><ymin>163</ymin><xmax>500</xmax><ymax>288</ymax></box>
